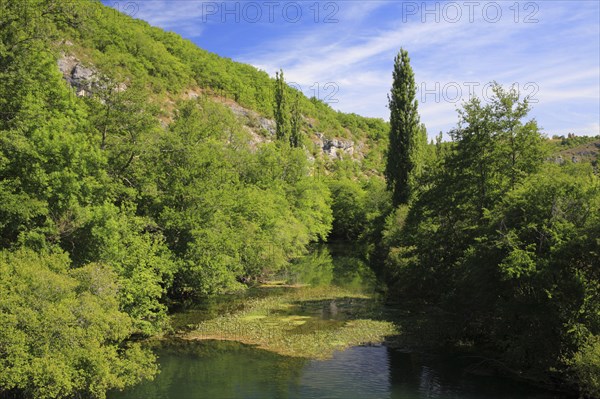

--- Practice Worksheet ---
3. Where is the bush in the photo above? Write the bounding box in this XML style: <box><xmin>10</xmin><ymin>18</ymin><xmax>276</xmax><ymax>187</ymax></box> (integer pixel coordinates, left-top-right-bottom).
<box><xmin>0</xmin><ymin>249</ymin><xmax>157</xmax><ymax>399</ymax></box>
<box><xmin>568</xmin><ymin>336</ymin><xmax>600</xmax><ymax>398</ymax></box>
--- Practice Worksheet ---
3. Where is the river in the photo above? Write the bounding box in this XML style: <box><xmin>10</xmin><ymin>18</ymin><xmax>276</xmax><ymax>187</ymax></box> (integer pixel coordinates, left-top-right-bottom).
<box><xmin>110</xmin><ymin>245</ymin><xmax>566</xmax><ymax>399</ymax></box>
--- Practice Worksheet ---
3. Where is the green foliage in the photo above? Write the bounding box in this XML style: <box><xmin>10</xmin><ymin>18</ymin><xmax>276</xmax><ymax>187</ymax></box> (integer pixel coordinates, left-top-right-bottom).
<box><xmin>327</xmin><ymin>177</ymin><xmax>390</xmax><ymax>244</ymax></box>
<box><xmin>567</xmin><ymin>336</ymin><xmax>600</xmax><ymax>398</ymax></box>
<box><xmin>442</xmin><ymin>84</ymin><xmax>545</xmax><ymax>222</ymax></box>
<box><xmin>0</xmin><ymin>249</ymin><xmax>157</xmax><ymax>399</ymax></box>
<box><xmin>385</xmin><ymin>49</ymin><xmax>426</xmax><ymax>206</ymax></box>
<box><xmin>556</xmin><ymin>134</ymin><xmax>600</xmax><ymax>149</ymax></box>
<box><xmin>465</xmin><ymin>164</ymin><xmax>600</xmax><ymax>372</ymax></box>
<box><xmin>67</xmin><ymin>204</ymin><xmax>176</xmax><ymax>335</ymax></box>
<box><xmin>2</xmin><ymin>0</ymin><xmax>597</xmax><ymax>396</ymax></box>
<box><xmin>382</xmin><ymin>84</ymin><xmax>599</xmax><ymax>394</ymax></box>
<box><xmin>328</xmin><ymin>179</ymin><xmax>367</xmax><ymax>240</ymax></box>
<box><xmin>0</xmin><ymin>37</ymin><xmax>108</xmax><ymax>250</ymax></box>
<box><xmin>131</xmin><ymin>99</ymin><xmax>333</xmax><ymax>298</ymax></box>
<box><xmin>274</xmin><ymin>69</ymin><xmax>290</xmax><ymax>142</ymax></box>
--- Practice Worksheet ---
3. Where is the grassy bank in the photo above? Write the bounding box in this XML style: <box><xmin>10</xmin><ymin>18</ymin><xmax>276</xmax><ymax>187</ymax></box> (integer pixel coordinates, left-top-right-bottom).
<box><xmin>182</xmin><ymin>285</ymin><xmax>398</xmax><ymax>359</ymax></box>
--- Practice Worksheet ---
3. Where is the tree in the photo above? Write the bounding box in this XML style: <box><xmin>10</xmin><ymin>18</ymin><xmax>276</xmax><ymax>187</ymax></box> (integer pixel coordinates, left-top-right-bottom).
<box><xmin>475</xmin><ymin>163</ymin><xmax>600</xmax><ymax>376</ymax></box>
<box><xmin>274</xmin><ymin>69</ymin><xmax>290</xmax><ymax>142</ymax></box>
<box><xmin>385</xmin><ymin>49</ymin><xmax>425</xmax><ymax>206</ymax></box>
<box><xmin>86</xmin><ymin>79</ymin><xmax>160</xmax><ymax>181</ymax></box>
<box><xmin>447</xmin><ymin>83</ymin><xmax>544</xmax><ymax>220</ymax></box>
<box><xmin>289</xmin><ymin>91</ymin><xmax>302</xmax><ymax>148</ymax></box>
<box><xmin>383</xmin><ymin>84</ymin><xmax>598</xmax><ymax>392</ymax></box>
<box><xmin>490</xmin><ymin>84</ymin><xmax>546</xmax><ymax>190</ymax></box>
<box><xmin>328</xmin><ymin>179</ymin><xmax>367</xmax><ymax>240</ymax></box>
<box><xmin>0</xmin><ymin>249</ymin><xmax>157</xmax><ymax>399</ymax></box>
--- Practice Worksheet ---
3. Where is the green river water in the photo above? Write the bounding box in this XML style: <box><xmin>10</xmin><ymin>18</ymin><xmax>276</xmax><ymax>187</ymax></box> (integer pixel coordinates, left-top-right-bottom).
<box><xmin>110</xmin><ymin>246</ymin><xmax>567</xmax><ymax>399</ymax></box>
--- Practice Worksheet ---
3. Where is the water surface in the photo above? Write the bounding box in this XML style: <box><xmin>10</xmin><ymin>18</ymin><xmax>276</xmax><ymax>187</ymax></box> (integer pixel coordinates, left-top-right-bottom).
<box><xmin>110</xmin><ymin>340</ymin><xmax>562</xmax><ymax>399</ymax></box>
<box><xmin>112</xmin><ymin>245</ymin><xmax>564</xmax><ymax>399</ymax></box>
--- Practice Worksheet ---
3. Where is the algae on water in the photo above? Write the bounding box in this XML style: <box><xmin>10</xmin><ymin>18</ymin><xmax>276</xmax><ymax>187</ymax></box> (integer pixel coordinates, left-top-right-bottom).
<box><xmin>183</xmin><ymin>286</ymin><xmax>398</xmax><ymax>359</ymax></box>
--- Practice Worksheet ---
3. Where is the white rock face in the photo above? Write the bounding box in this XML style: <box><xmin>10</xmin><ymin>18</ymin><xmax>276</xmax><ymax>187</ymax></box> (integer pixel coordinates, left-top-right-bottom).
<box><xmin>57</xmin><ymin>55</ymin><xmax>99</xmax><ymax>97</ymax></box>
<box><xmin>316</xmin><ymin>133</ymin><xmax>355</xmax><ymax>158</ymax></box>
<box><xmin>223</xmin><ymin>102</ymin><xmax>356</xmax><ymax>159</ymax></box>
<box><xmin>72</xmin><ymin>64</ymin><xmax>95</xmax><ymax>82</ymax></box>
<box><xmin>226</xmin><ymin>102</ymin><xmax>276</xmax><ymax>137</ymax></box>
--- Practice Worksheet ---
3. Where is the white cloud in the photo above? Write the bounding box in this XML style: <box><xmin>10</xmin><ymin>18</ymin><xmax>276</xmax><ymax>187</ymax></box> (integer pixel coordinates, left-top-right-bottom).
<box><xmin>132</xmin><ymin>0</ymin><xmax>208</xmax><ymax>38</ymax></box>
<box><xmin>111</xmin><ymin>0</ymin><xmax>600</xmax><ymax>138</ymax></box>
<box><xmin>240</xmin><ymin>1</ymin><xmax>599</xmax><ymax>137</ymax></box>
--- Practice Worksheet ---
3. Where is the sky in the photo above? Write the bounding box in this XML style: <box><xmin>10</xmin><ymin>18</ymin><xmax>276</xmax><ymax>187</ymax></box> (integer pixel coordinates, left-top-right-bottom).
<box><xmin>103</xmin><ymin>0</ymin><xmax>600</xmax><ymax>139</ymax></box>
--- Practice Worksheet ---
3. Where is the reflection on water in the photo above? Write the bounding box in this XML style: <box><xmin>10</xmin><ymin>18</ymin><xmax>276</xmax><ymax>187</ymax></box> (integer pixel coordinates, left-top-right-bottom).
<box><xmin>282</xmin><ymin>243</ymin><xmax>377</xmax><ymax>292</ymax></box>
<box><xmin>115</xmin><ymin>245</ymin><xmax>564</xmax><ymax>399</ymax></box>
<box><xmin>110</xmin><ymin>341</ymin><xmax>562</xmax><ymax>399</ymax></box>
<box><xmin>388</xmin><ymin>351</ymin><xmax>562</xmax><ymax>399</ymax></box>
<box><xmin>297</xmin><ymin>345</ymin><xmax>390</xmax><ymax>399</ymax></box>
<box><xmin>171</xmin><ymin>244</ymin><xmax>378</xmax><ymax>332</ymax></box>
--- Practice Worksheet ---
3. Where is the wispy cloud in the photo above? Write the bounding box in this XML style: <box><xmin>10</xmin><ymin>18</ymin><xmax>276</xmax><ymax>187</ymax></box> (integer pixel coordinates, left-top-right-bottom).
<box><xmin>128</xmin><ymin>0</ymin><xmax>208</xmax><ymax>38</ymax></box>
<box><xmin>108</xmin><ymin>0</ymin><xmax>600</xmax><ymax>137</ymax></box>
<box><xmin>240</xmin><ymin>1</ymin><xmax>599</xmax><ymax>137</ymax></box>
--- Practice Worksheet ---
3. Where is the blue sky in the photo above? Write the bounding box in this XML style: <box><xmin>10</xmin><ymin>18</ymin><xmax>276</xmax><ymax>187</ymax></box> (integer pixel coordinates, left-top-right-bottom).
<box><xmin>103</xmin><ymin>0</ymin><xmax>600</xmax><ymax>139</ymax></box>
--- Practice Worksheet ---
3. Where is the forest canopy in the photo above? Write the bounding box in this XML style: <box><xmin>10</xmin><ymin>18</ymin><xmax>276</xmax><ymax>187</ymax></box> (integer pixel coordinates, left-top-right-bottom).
<box><xmin>0</xmin><ymin>1</ymin><xmax>598</xmax><ymax>398</ymax></box>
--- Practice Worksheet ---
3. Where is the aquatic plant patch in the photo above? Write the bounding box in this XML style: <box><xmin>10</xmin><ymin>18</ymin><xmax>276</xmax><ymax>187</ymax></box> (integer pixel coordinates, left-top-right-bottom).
<box><xmin>183</xmin><ymin>286</ymin><xmax>398</xmax><ymax>359</ymax></box>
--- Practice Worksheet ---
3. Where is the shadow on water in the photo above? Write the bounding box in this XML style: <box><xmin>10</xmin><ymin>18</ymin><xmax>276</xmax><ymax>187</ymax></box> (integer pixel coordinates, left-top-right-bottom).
<box><xmin>171</xmin><ymin>243</ymin><xmax>379</xmax><ymax>332</ymax></box>
<box><xmin>110</xmin><ymin>339</ymin><xmax>564</xmax><ymax>399</ymax></box>
<box><xmin>110</xmin><ymin>339</ymin><xmax>308</xmax><ymax>399</ymax></box>
<box><xmin>111</xmin><ymin>244</ymin><xmax>568</xmax><ymax>399</ymax></box>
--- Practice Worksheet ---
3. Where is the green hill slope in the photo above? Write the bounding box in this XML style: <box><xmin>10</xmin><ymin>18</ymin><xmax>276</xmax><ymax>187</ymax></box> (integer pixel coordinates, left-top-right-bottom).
<box><xmin>52</xmin><ymin>0</ymin><xmax>389</xmax><ymax>172</ymax></box>
<box><xmin>548</xmin><ymin>136</ymin><xmax>600</xmax><ymax>166</ymax></box>
<box><xmin>0</xmin><ymin>2</ymin><xmax>393</xmax><ymax>397</ymax></box>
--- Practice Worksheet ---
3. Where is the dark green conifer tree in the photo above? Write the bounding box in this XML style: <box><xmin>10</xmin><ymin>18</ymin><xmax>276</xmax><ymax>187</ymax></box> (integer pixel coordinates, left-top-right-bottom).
<box><xmin>385</xmin><ymin>49</ymin><xmax>425</xmax><ymax>206</ymax></box>
<box><xmin>274</xmin><ymin>69</ymin><xmax>290</xmax><ymax>142</ymax></box>
<box><xmin>290</xmin><ymin>92</ymin><xmax>302</xmax><ymax>147</ymax></box>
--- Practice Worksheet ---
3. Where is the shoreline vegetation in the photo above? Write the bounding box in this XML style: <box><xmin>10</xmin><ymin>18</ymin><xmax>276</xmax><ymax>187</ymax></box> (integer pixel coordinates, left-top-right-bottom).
<box><xmin>1</xmin><ymin>1</ymin><xmax>598</xmax><ymax>398</ymax></box>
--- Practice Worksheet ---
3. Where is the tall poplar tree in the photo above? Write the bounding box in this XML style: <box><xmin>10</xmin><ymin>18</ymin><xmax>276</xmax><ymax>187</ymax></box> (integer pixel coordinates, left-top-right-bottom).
<box><xmin>290</xmin><ymin>91</ymin><xmax>302</xmax><ymax>147</ymax></box>
<box><xmin>385</xmin><ymin>49</ymin><xmax>425</xmax><ymax>206</ymax></box>
<box><xmin>274</xmin><ymin>69</ymin><xmax>290</xmax><ymax>142</ymax></box>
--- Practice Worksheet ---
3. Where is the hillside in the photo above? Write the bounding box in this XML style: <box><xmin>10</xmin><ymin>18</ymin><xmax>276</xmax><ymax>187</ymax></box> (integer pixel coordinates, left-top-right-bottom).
<box><xmin>51</xmin><ymin>1</ymin><xmax>389</xmax><ymax>174</ymax></box>
<box><xmin>2</xmin><ymin>2</ymin><xmax>599</xmax><ymax>399</ymax></box>
<box><xmin>0</xmin><ymin>2</ymin><xmax>395</xmax><ymax>396</ymax></box>
<box><xmin>0</xmin><ymin>0</ymin><xmax>396</xmax><ymax>300</ymax></box>
<box><xmin>549</xmin><ymin>136</ymin><xmax>600</xmax><ymax>166</ymax></box>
